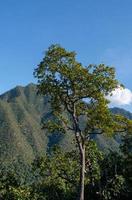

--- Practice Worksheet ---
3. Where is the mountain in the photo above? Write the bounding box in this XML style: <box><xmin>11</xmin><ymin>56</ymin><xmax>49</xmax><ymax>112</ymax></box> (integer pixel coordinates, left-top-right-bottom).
<box><xmin>0</xmin><ymin>84</ymin><xmax>73</xmax><ymax>166</ymax></box>
<box><xmin>0</xmin><ymin>83</ymin><xmax>131</xmax><ymax>166</ymax></box>
<box><xmin>110</xmin><ymin>107</ymin><xmax>132</xmax><ymax>119</ymax></box>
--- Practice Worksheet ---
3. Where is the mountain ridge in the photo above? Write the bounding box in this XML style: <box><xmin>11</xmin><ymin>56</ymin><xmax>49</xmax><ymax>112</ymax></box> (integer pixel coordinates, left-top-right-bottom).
<box><xmin>0</xmin><ymin>83</ymin><xmax>131</xmax><ymax>166</ymax></box>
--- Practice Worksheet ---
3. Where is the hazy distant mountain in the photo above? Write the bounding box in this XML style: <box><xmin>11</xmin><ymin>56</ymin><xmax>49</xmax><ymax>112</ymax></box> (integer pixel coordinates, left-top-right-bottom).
<box><xmin>110</xmin><ymin>107</ymin><xmax>132</xmax><ymax>119</ymax></box>
<box><xmin>0</xmin><ymin>84</ymin><xmax>131</xmax><ymax>166</ymax></box>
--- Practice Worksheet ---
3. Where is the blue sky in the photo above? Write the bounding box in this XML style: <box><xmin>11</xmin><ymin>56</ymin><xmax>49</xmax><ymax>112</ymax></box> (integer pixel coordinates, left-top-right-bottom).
<box><xmin>0</xmin><ymin>0</ymin><xmax>132</xmax><ymax>110</ymax></box>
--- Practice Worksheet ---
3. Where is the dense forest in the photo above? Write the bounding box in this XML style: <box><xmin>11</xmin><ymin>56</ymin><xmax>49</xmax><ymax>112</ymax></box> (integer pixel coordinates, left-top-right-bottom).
<box><xmin>0</xmin><ymin>135</ymin><xmax>132</xmax><ymax>200</ymax></box>
<box><xmin>0</xmin><ymin>45</ymin><xmax>132</xmax><ymax>200</ymax></box>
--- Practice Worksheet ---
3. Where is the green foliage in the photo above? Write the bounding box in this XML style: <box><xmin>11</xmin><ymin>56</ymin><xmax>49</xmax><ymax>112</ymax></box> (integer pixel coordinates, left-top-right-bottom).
<box><xmin>99</xmin><ymin>132</ymin><xmax>132</xmax><ymax>200</ymax></box>
<box><xmin>120</xmin><ymin>133</ymin><xmax>132</xmax><ymax>196</ymax></box>
<box><xmin>85</xmin><ymin>141</ymin><xmax>103</xmax><ymax>184</ymax></box>
<box><xmin>102</xmin><ymin>175</ymin><xmax>126</xmax><ymax>200</ymax></box>
<box><xmin>32</xmin><ymin>146</ymin><xmax>79</xmax><ymax>199</ymax></box>
<box><xmin>34</xmin><ymin>44</ymin><xmax>132</xmax><ymax>199</ymax></box>
<box><xmin>31</xmin><ymin>141</ymin><xmax>104</xmax><ymax>200</ymax></box>
<box><xmin>34</xmin><ymin>44</ymin><xmax>120</xmax><ymax>138</ymax></box>
<box><xmin>0</xmin><ymin>135</ymin><xmax>132</xmax><ymax>199</ymax></box>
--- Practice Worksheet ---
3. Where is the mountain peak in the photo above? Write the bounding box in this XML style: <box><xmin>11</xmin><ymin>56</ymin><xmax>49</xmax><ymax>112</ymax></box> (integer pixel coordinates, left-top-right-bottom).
<box><xmin>0</xmin><ymin>83</ymin><xmax>37</xmax><ymax>103</ymax></box>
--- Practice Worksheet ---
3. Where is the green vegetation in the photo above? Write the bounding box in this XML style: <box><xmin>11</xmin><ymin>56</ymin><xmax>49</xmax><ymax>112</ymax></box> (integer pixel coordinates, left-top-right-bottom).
<box><xmin>0</xmin><ymin>83</ymin><xmax>131</xmax><ymax>167</ymax></box>
<box><xmin>0</xmin><ymin>136</ymin><xmax>132</xmax><ymax>199</ymax></box>
<box><xmin>0</xmin><ymin>45</ymin><xmax>132</xmax><ymax>199</ymax></box>
<box><xmin>34</xmin><ymin>44</ymin><xmax>132</xmax><ymax>200</ymax></box>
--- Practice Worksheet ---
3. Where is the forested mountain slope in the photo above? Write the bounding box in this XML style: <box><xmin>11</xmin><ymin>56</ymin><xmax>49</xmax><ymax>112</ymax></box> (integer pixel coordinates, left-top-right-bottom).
<box><xmin>0</xmin><ymin>83</ymin><xmax>131</xmax><ymax>165</ymax></box>
<box><xmin>0</xmin><ymin>84</ymin><xmax>72</xmax><ymax>165</ymax></box>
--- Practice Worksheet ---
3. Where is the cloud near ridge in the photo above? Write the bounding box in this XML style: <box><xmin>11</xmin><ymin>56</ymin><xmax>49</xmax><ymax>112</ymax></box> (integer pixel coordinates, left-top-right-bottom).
<box><xmin>107</xmin><ymin>87</ymin><xmax>132</xmax><ymax>106</ymax></box>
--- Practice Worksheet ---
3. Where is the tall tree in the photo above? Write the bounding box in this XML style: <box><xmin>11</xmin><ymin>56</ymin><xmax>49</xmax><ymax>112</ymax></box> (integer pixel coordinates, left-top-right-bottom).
<box><xmin>34</xmin><ymin>44</ymin><xmax>128</xmax><ymax>200</ymax></box>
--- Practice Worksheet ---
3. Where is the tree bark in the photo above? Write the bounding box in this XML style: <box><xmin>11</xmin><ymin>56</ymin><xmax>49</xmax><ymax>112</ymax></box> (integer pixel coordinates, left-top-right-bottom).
<box><xmin>78</xmin><ymin>145</ymin><xmax>85</xmax><ymax>200</ymax></box>
<box><xmin>72</xmin><ymin>111</ymin><xmax>86</xmax><ymax>200</ymax></box>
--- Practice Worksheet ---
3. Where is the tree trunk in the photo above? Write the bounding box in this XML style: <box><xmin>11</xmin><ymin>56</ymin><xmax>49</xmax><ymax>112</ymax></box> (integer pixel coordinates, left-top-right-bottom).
<box><xmin>73</xmin><ymin>112</ymin><xmax>86</xmax><ymax>200</ymax></box>
<box><xmin>78</xmin><ymin>145</ymin><xmax>85</xmax><ymax>200</ymax></box>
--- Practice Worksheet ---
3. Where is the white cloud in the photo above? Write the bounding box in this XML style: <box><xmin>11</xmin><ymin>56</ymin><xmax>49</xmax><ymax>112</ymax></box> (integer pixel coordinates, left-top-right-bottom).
<box><xmin>107</xmin><ymin>87</ymin><xmax>132</xmax><ymax>106</ymax></box>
